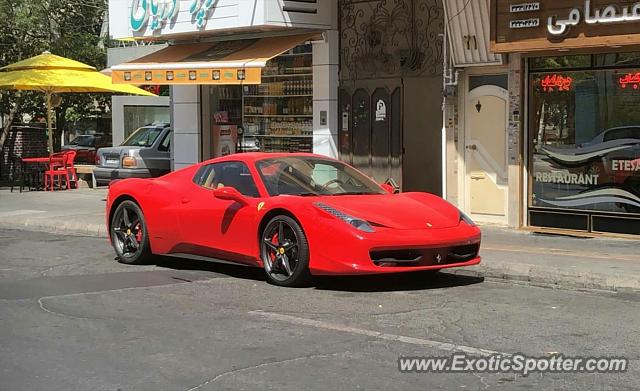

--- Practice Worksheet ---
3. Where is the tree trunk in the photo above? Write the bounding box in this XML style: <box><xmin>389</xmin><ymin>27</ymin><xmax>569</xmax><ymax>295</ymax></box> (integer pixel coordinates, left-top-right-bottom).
<box><xmin>54</xmin><ymin>105</ymin><xmax>67</xmax><ymax>152</ymax></box>
<box><xmin>0</xmin><ymin>95</ymin><xmax>21</xmax><ymax>152</ymax></box>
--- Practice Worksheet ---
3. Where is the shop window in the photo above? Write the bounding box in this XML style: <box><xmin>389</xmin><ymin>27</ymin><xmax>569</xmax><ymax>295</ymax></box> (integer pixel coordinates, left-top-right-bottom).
<box><xmin>529</xmin><ymin>67</ymin><xmax>640</xmax><ymax>217</ymax></box>
<box><xmin>594</xmin><ymin>52</ymin><xmax>640</xmax><ymax>68</ymax></box>
<box><xmin>529</xmin><ymin>55</ymin><xmax>591</xmax><ymax>71</ymax></box>
<box><xmin>207</xmin><ymin>44</ymin><xmax>313</xmax><ymax>155</ymax></box>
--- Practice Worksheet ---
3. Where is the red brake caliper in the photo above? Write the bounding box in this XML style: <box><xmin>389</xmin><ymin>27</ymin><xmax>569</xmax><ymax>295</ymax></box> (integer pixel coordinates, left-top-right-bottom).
<box><xmin>270</xmin><ymin>233</ymin><xmax>279</xmax><ymax>262</ymax></box>
<box><xmin>135</xmin><ymin>223</ymin><xmax>143</xmax><ymax>242</ymax></box>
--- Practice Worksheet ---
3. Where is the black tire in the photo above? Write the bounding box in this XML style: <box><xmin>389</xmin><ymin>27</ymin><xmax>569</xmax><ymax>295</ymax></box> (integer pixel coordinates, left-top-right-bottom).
<box><xmin>260</xmin><ymin>215</ymin><xmax>311</xmax><ymax>287</ymax></box>
<box><xmin>110</xmin><ymin>200</ymin><xmax>153</xmax><ymax>265</ymax></box>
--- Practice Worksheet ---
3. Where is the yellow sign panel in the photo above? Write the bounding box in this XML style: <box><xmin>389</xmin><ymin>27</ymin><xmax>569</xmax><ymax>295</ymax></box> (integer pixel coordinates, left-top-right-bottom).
<box><xmin>112</xmin><ymin>67</ymin><xmax>262</xmax><ymax>85</ymax></box>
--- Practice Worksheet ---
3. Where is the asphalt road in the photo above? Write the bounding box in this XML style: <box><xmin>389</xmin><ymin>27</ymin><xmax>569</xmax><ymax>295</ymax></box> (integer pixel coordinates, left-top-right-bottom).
<box><xmin>0</xmin><ymin>229</ymin><xmax>638</xmax><ymax>391</ymax></box>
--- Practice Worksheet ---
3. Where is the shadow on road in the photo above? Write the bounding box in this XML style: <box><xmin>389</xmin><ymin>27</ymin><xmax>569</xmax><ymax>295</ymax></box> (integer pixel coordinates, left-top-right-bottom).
<box><xmin>151</xmin><ymin>255</ymin><xmax>484</xmax><ymax>292</ymax></box>
<box><xmin>313</xmin><ymin>271</ymin><xmax>484</xmax><ymax>292</ymax></box>
<box><xmin>152</xmin><ymin>256</ymin><xmax>267</xmax><ymax>282</ymax></box>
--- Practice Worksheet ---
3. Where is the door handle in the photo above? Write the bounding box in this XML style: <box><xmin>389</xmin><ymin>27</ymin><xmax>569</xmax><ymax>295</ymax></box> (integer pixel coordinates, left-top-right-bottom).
<box><xmin>181</xmin><ymin>197</ymin><xmax>190</xmax><ymax>204</ymax></box>
<box><xmin>466</xmin><ymin>144</ymin><xmax>477</xmax><ymax>151</ymax></box>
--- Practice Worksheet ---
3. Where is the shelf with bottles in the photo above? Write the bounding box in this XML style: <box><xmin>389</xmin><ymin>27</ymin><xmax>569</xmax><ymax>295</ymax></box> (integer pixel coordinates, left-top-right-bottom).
<box><xmin>262</xmin><ymin>44</ymin><xmax>312</xmax><ymax>76</ymax></box>
<box><xmin>244</xmin><ymin>97</ymin><xmax>313</xmax><ymax>116</ymax></box>
<box><xmin>254</xmin><ymin>134</ymin><xmax>312</xmax><ymax>138</ymax></box>
<box><xmin>259</xmin><ymin>137</ymin><xmax>312</xmax><ymax>153</ymax></box>
<box><xmin>243</xmin><ymin>118</ymin><xmax>312</xmax><ymax>136</ymax></box>
<box><xmin>243</xmin><ymin>80</ymin><xmax>312</xmax><ymax>97</ymax></box>
<box><xmin>218</xmin><ymin>85</ymin><xmax>242</xmax><ymax>100</ymax></box>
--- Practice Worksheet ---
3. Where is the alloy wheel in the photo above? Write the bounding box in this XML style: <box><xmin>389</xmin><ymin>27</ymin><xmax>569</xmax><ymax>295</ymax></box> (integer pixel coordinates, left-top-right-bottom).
<box><xmin>112</xmin><ymin>205</ymin><xmax>143</xmax><ymax>259</ymax></box>
<box><xmin>261</xmin><ymin>219</ymin><xmax>300</xmax><ymax>282</ymax></box>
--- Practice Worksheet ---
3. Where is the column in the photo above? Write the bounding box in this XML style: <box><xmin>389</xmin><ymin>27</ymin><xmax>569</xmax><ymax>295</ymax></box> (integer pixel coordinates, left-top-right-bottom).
<box><xmin>507</xmin><ymin>53</ymin><xmax>523</xmax><ymax>228</ymax></box>
<box><xmin>170</xmin><ymin>85</ymin><xmax>202</xmax><ymax>171</ymax></box>
<box><xmin>312</xmin><ymin>30</ymin><xmax>339</xmax><ymax>158</ymax></box>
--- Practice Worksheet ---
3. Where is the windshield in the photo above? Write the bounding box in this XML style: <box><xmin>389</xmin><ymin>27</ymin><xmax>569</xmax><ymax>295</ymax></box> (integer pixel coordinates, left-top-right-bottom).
<box><xmin>69</xmin><ymin>135</ymin><xmax>95</xmax><ymax>147</ymax></box>
<box><xmin>121</xmin><ymin>127</ymin><xmax>164</xmax><ymax>147</ymax></box>
<box><xmin>256</xmin><ymin>156</ymin><xmax>385</xmax><ymax>197</ymax></box>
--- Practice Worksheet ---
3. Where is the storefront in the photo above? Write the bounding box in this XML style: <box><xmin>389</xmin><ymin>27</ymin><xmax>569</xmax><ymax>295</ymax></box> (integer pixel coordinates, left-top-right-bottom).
<box><xmin>108</xmin><ymin>0</ymin><xmax>337</xmax><ymax>169</ymax></box>
<box><xmin>490</xmin><ymin>0</ymin><xmax>640</xmax><ymax>236</ymax></box>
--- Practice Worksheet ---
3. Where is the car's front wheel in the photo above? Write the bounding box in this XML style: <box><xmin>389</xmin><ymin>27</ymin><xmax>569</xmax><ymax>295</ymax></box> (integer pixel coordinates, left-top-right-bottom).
<box><xmin>260</xmin><ymin>215</ymin><xmax>311</xmax><ymax>287</ymax></box>
<box><xmin>110</xmin><ymin>200</ymin><xmax>152</xmax><ymax>265</ymax></box>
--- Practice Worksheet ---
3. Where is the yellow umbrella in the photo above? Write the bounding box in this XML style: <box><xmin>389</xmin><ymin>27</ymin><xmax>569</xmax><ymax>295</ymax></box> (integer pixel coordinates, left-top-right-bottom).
<box><xmin>0</xmin><ymin>51</ymin><xmax>156</xmax><ymax>153</ymax></box>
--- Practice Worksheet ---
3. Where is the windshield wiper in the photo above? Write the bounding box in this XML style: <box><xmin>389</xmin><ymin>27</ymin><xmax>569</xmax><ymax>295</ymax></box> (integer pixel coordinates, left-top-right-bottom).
<box><xmin>331</xmin><ymin>191</ymin><xmax>376</xmax><ymax>196</ymax></box>
<box><xmin>282</xmin><ymin>192</ymin><xmax>319</xmax><ymax>197</ymax></box>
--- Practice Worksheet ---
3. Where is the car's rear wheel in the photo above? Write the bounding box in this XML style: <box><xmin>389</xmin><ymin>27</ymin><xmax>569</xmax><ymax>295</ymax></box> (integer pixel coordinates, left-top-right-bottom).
<box><xmin>110</xmin><ymin>200</ymin><xmax>152</xmax><ymax>265</ymax></box>
<box><xmin>260</xmin><ymin>215</ymin><xmax>311</xmax><ymax>287</ymax></box>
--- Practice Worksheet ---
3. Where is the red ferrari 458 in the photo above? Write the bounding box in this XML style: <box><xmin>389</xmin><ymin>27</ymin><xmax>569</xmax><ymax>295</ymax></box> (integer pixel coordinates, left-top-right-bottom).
<box><xmin>106</xmin><ymin>153</ymin><xmax>481</xmax><ymax>286</ymax></box>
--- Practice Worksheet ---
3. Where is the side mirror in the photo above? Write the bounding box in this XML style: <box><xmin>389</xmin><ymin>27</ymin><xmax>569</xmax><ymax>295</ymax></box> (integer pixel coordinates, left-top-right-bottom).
<box><xmin>213</xmin><ymin>186</ymin><xmax>248</xmax><ymax>205</ymax></box>
<box><xmin>380</xmin><ymin>183</ymin><xmax>395</xmax><ymax>194</ymax></box>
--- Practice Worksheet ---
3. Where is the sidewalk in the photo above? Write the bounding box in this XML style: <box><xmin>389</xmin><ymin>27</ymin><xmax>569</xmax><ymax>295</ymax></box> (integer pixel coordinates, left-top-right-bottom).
<box><xmin>0</xmin><ymin>188</ymin><xmax>638</xmax><ymax>292</ymax></box>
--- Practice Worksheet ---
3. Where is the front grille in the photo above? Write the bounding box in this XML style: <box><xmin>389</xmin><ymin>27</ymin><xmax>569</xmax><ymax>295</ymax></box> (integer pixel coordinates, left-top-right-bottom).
<box><xmin>370</xmin><ymin>243</ymin><xmax>479</xmax><ymax>267</ymax></box>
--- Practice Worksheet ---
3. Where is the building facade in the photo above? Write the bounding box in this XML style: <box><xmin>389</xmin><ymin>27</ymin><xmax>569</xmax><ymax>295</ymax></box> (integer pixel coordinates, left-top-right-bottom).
<box><xmin>444</xmin><ymin>0</ymin><xmax>640</xmax><ymax>236</ymax></box>
<box><xmin>109</xmin><ymin>0</ymin><xmax>339</xmax><ymax>169</ymax></box>
<box><xmin>108</xmin><ymin>0</ymin><xmax>448</xmax><ymax>195</ymax></box>
<box><xmin>338</xmin><ymin>0</ymin><xmax>446</xmax><ymax>193</ymax></box>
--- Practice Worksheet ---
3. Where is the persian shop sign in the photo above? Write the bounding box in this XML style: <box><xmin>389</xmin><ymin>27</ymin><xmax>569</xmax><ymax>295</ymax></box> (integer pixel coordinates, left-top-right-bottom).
<box><xmin>548</xmin><ymin>0</ymin><xmax>640</xmax><ymax>35</ymax></box>
<box><xmin>130</xmin><ymin>0</ymin><xmax>216</xmax><ymax>32</ymax></box>
<box><xmin>491</xmin><ymin>0</ymin><xmax>640</xmax><ymax>52</ymax></box>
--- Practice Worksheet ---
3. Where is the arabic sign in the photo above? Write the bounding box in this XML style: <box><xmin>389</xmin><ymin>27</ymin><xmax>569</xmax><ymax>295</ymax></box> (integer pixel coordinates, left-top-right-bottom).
<box><xmin>375</xmin><ymin>99</ymin><xmax>387</xmax><ymax>122</ymax></box>
<box><xmin>130</xmin><ymin>0</ymin><xmax>179</xmax><ymax>31</ymax></box>
<box><xmin>548</xmin><ymin>0</ymin><xmax>640</xmax><ymax>35</ymax></box>
<box><xmin>510</xmin><ymin>18</ymin><xmax>540</xmax><ymax>28</ymax></box>
<box><xmin>619</xmin><ymin>72</ymin><xmax>640</xmax><ymax>89</ymax></box>
<box><xmin>491</xmin><ymin>0</ymin><xmax>640</xmax><ymax>52</ymax></box>
<box><xmin>510</xmin><ymin>2</ymin><xmax>540</xmax><ymax>12</ymax></box>
<box><xmin>540</xmin><ymin>74</ymin><xmax>573</xmax><ymax>92</ymax></box>
<box><xmin>130</xmin><ymin>0</ymin><xmax>220</xmax><ymax>31</ymax></box>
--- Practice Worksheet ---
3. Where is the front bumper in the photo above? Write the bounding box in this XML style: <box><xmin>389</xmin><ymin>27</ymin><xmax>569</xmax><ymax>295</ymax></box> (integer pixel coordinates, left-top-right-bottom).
<box><xmin>308</xmin><ymin>221</ymin><xmax>481</xmax><ymax>275</ymax></box>
<box><xmin>94</xmin><ymin>166</ymin><xmax>152</xmax><ymax>185</ymax></box>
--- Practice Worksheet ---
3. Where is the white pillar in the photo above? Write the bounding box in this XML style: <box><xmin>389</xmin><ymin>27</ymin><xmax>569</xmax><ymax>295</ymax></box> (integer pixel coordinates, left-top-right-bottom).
<box><xmin>312</xmin><ymin>30</ymin><xmax>339</xmax><ymax>158</ymax></box>
<box><xmin>170</xmin><ymin>85</ymin><xmax>202</xmax><ymax>171</ymax></box>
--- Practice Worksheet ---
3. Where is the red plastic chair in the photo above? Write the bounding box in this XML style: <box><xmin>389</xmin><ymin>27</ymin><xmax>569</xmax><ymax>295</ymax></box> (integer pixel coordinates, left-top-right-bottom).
<box><xmin>44</xmin><ymin>151</ymin><xmax>77</xmax><ymax>191</ymax></box>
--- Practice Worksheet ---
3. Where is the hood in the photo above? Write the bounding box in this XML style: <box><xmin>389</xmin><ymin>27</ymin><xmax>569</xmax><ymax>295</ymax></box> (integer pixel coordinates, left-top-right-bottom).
<box><xmin>316</xmin><ymin>192</ymin><xmax>461</xmax><ymax>229</ymax></box>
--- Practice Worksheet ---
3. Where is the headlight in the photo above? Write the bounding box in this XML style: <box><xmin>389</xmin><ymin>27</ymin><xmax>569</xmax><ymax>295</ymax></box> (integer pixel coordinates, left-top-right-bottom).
<box><xmin>459</xmin><ymin>210</ymin><xmax>476</xmax><ymax>226</ymax></box>
<box><xmin>314</xmin><ymin>202</ymin><xmax>375</xmax><ymax>233</ymax></box>
<box><xmin>122</xmin><ymin>156</ymin><xmax>137</xmax><ymax>168</ymax></box>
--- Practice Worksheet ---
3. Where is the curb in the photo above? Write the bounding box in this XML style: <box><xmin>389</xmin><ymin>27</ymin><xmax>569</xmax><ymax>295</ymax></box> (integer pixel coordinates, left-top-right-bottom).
<box><xmin>0</xmin><ymin>219</ymin><xmax>107</xmax><ymax>238</ymax></box>
<box><xmin>447</xmin><ymin>263</ymin><xmax>640</xmax><ymax>293</ymax></box>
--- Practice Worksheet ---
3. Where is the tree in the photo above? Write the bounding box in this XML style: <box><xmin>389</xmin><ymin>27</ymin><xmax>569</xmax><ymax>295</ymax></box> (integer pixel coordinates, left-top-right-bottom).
<box><xmin>0</xmin><ymin>0</ymin><xmax>109</xmax><ymax>152</ymax></box>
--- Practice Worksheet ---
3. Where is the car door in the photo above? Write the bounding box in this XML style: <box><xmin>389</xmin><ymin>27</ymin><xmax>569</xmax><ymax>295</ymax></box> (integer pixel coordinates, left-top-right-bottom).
<box><xmin>178</xmin><ymin>161</ymin><xmax>262</xmax><ymax>263</ymax></box>
<box><xmin>141</xmin><ymin>128</ymin><xmax>171</xmax><ymax>176</ymax></box>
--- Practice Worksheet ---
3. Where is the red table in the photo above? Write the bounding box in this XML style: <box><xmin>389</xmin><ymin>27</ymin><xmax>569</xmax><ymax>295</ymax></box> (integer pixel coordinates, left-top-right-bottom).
<box><xmin>20</xmin><ymin>156</ymin><xmax>63</xmax><ymax>190</ymax></box>
<box><xmin>21</xmin><ymin>156</ymin><xmax>62</xmax><ymax>164</ymax></box>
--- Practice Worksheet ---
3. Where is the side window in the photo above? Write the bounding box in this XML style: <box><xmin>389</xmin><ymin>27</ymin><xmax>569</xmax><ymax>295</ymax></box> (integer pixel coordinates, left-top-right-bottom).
<box><xmin>158</xmin><ymin>130</ymin><xmax>171</xmax><ymax>152</ymax></box>
<box><xmin>192</xmin><ymin>162</ymin><xmax>260</xmax><ymax>197</ymax></box>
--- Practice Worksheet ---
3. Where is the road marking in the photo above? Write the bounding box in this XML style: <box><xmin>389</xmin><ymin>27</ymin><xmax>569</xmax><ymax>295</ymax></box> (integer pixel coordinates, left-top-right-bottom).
<box><xmin>482</xmin><ymin>246</ymin><xmax>639</xmax><ymax>262</ymax></box>
<box><xmin>249</xmin><ymin>310</ymin><xmax>507</xmax><ymax>357</ymax></box>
